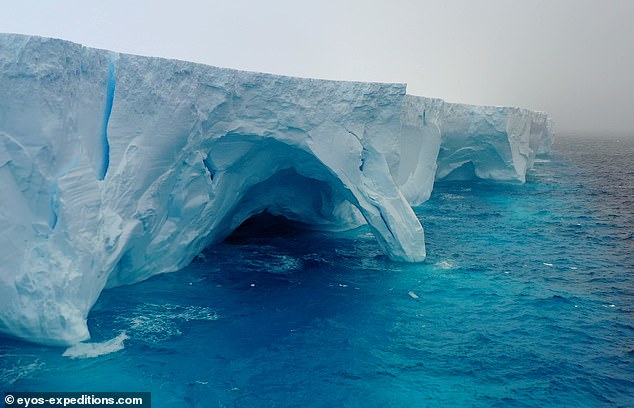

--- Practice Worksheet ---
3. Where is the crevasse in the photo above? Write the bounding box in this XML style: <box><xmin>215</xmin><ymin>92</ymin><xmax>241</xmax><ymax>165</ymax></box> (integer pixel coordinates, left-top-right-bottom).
<box><xmin>98</xmin><ymin>53</ymin><xmax>117</xmax><ymax>180</ymax></box>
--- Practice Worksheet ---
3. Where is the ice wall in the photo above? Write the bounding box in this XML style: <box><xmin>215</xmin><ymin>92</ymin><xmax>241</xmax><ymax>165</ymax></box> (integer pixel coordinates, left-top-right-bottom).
<box><xmin>0</xmin><ymin>34</ymin><xmax>551</xmax><ymax>345</ymax></box>
<box><xmin>424</xmin><ymin>98</ymin><xmax>551</xmax><ymax>183</ymax></box>
<box><xmin>393</xmin><ymin>96</ymin><xmax>552</xmax><ymax>205</ymax></box>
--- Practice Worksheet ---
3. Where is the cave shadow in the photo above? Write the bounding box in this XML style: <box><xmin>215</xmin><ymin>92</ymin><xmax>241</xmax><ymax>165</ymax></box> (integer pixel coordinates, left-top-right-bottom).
<box><xmin>222</xmin><ymin>211</ymin><xmax>314</xmax><ymax>245</ymax></box>
<box><xmin>87</xmin><ymin>210</ymin><xmax>400</xmax><ymax>357</ymax></box>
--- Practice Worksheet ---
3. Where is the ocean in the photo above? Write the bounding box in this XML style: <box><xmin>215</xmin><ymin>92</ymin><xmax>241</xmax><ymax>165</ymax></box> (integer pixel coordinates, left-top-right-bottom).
<box><xmin>1</xmin><ymin>134</ymin><xmax>633</xmax><ymax>407</ymax></box>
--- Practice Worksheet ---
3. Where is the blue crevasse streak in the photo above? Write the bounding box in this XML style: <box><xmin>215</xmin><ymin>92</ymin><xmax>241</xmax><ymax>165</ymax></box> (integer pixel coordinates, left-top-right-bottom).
<box><xmin>99</xmin><ymin>54</ymin><xmax>117</xmax><ymax>180</ymax></box>
<box><xmin>202</xmin><ymin>157</ymin><xmax>215</xmax><ymax>182</ymax></box>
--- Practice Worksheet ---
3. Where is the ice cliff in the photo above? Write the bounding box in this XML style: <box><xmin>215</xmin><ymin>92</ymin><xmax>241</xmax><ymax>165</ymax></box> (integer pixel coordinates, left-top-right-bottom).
<box><xmin>0</xmin><ymin>34</ymin><xmax>552</xmax><ymax>345</ymax></box>
<box><xmin>397</xmin><ymin>96</ymin><xmax>552</xmax><ymax>205</ymax></box>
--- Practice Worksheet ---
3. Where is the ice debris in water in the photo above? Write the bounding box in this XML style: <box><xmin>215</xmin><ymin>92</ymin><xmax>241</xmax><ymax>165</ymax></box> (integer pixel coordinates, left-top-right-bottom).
<box><xmin>62</xmin><ymin>331</ymin><xmax>129</xmax><ymax>359</ymax></box>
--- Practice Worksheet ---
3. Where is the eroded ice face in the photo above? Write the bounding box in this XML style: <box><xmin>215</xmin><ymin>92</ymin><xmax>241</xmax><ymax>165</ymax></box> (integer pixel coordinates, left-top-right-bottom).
<box><xmin>0</xmin><ymin>33</ymin><xmax>550</xmax><ymax>345</ymax></box>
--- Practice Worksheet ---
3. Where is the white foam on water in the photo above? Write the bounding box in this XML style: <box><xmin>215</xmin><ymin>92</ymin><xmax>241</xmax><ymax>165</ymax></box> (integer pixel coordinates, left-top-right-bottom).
<box><xmin>435</xmin><ymin>260</ymin><xmax>457</xmax><ymax>270</ymax></box>
<box><xmin>118</xmin><ymin>304</ymin><xmax>219</xmax><ymax>343</ymax></box>
<box><xmin>128</xmin><ymin>315</ymin><xmax>182</xmax><ymax>343</ymax></box>
<box><xmin>0</xmin><ymin>355</ymin><xmax>43</xmax><ymax>385</ymax></box>
<box><xmin>243</xmin><ymin>253</ymin><xmax>302</xmax><ymax>275</ymax></box>
<box><xmin>62</xmin><ymin>331</ymin><xmax>128</xmax><ymax>359</ymax></box>
<box><xmin>442</xmin><ymin>193</ymin><xmax>464</xmax><ymax>200</ymax></box>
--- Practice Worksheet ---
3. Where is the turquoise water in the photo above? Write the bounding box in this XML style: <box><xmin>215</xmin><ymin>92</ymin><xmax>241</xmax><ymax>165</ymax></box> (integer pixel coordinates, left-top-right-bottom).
<box><xmin>2</xmin><ymin>135</ymin><xmax>633</xmax><ymax>407</ymax></box>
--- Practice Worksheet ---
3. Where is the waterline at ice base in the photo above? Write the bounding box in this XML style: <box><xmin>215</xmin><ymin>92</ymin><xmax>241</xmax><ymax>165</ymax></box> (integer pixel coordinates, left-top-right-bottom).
<box><xmin>0</xmin><ymin>34</ymin><xmax>551</xmax><ymax>346</ymax></box>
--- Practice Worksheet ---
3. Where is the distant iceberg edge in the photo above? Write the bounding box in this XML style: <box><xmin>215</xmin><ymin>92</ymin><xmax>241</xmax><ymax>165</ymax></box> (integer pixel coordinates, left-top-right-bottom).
<box><xmin>0</xmin><ymin>33</ymin><xmax>552</xmax><ymax>345</ymax></box>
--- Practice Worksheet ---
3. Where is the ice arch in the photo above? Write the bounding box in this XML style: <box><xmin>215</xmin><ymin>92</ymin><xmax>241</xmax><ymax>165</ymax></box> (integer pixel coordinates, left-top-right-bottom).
<box><xmin>105</xmin><ymin>133</ymin><xmax>425</xmax><ymax>290</ymax></box>
<box><xmin>0</xmin><ymin>34</ymin><xmax>550</xmax><ymax>345</ymax></box>
<box><xmin>0</xmin><ymin>34</ymin><xmax>424</xmax><ymax>345</ymax></box>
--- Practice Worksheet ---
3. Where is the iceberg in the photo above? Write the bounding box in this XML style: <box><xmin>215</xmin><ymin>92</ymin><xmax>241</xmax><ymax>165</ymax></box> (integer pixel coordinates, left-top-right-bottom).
<box><xmin>396</xmin><ymin>96</ymin><xmax>552</xmax><ymax>204</ymax></box>
<box><xmin>0</xmin><ymin>34</ymin><xmax>551</xmax><ymax>345</ymax></box>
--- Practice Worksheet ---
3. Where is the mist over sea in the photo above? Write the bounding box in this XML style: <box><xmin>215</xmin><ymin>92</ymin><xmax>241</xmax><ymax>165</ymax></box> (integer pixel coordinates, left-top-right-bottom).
<box><xmin>1</xmin><ymin>134</ymin><xmax>633</xmax><ymax>407</ymax></box>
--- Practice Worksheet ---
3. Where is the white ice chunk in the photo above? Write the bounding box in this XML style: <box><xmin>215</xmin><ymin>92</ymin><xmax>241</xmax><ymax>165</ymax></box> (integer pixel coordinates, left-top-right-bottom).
<box><xmin>62</xmin><ymin>331</ymin><xmax>128</xmax><ymax>359</ymax></box>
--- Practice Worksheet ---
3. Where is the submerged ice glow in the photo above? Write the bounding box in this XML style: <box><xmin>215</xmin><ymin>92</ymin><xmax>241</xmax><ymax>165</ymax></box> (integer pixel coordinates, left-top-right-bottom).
<box><xmin>0</xmin><ymin>34</ymin><xmax>550</xmax><ymax>345</ymax></box>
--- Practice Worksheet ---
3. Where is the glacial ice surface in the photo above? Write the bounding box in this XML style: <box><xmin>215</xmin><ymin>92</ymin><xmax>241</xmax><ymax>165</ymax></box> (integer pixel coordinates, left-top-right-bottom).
<box><xmin>0</xmin><ymin>34</ymin><xmax>551</xmax><ymax>345</ymax></box>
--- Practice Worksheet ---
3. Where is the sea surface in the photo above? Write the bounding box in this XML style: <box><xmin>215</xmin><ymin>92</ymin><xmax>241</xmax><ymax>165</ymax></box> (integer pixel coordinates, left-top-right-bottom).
<box><xmin>1</xmin><ymin>134</ymin><xmax>633</xmax><ymax>407</ymax></box>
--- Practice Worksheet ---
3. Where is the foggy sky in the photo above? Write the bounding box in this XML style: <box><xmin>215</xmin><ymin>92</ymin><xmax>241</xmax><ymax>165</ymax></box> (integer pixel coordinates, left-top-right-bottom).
<box><xmin>2</xmin><ymin>0</ymin><xmax>633</xmax><ymax>134</ymax></box>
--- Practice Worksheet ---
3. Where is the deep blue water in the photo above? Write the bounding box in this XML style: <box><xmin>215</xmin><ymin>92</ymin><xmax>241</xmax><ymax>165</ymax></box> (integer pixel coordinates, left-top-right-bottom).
<box><xmin>2</xmin><ymin>135</ymin><xmax>633</xmax><ymax>407</ymax></box>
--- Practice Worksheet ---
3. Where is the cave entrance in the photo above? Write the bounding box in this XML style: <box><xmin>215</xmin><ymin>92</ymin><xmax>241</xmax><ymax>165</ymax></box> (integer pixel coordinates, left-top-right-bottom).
<box><xmin>223</xmin><ymin>211</ymin><xmax>311</xmax><ymax>245</ymax></box>
<box><xmin>442</xmin><ymin>160</ymin><xmax>477</xmax><ymax>181</ymax></box>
